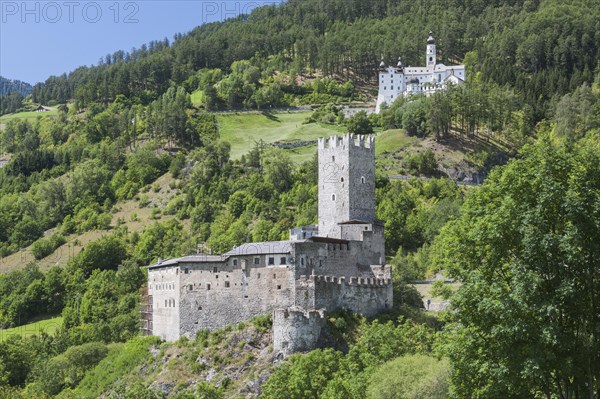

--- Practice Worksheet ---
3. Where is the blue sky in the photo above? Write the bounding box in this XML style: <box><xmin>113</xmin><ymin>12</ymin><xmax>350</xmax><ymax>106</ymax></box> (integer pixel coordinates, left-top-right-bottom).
<box><xmin>0</xmin><ymin>0</ymin><xmax>282</xmax><ymax>84</ymax></box>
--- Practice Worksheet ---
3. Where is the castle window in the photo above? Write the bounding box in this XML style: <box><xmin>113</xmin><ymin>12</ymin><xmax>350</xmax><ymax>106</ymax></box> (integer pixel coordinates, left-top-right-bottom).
<box><xmin>225</xmin><ymin>281</ymin><xmax>230</xmax><ymax>288</ymax></box>
<box><xmin>189</xmin><ymin>285</ymin><xmax>193</xmax><ymax>291</ymax></box>
<box><xmin>268</xmin><ymin>257</ymin><xmax>275</xmax><ymax>265</ymax></box>
<box><xmin>258</xmin><ymin>273</ymin><xmax>261</xmax><ymax>278</ymax></box>
<box><xmin>233</xmin><ymin>259</ymin><xmax>237</xmax><ymax>266</ymax></box>
<box><xmin>165</xmin><ymin>300</ymin><xmax>167</xmax><ymax>307</ymax></box>
<box><xmin>301</xmin><ymin>257</ymin><xmax>305</xmax><ymax>266</ymax></box>
<box><xmin>254</xmin><ymin>257</ymin><xmax>260</xmax><ymax>265</ymax></box>
<box><xmin>319</xmin><ymin>260</ymin><xmax>323</xmax><ymax>267</ymax></box>
<box><xmin>332</xmin><ymin>194</ymin><xmax>336</xmax><ymax>201</ymax></box>
<box><xmin>273</xmin><ymin>274</ymin><xmax>277</xmax><ymax>279</ymax></box>
<box><xmin>391</xmin><ymin>95</ymin><xmax>394</xmax><ymax>99</ymax></box>
<box><xmin>384</xmin><ymin>86</ymin><xmax>386</xmax><ymax>90</ymax></box>
<box><xmin>280</xmin><ymin>257</ymin><xmax>286</xmax><ymax>265</ymax></box>
<box><xmin>215</xmin><ymin>275</ymin><xmax>218</xmax><ymax>279</ymax></box>
<box><xmin>391</xmin><ymin>86</ymin><xmax>394</xmax><ymax>90</ymax></box>
<box><xmin>430</xmin><ymin>57</ymin><xmax>433</xmax><ymax>62</ymax></box>
<box><xmin>213</xmin><ymin>266</ymin><xmax>218</xmax><ymax>273</ymax></box>
<box><xmin>340</xmin><ymin>177</ymin><xmax>344</xmax><ymax>182</ymax></box>
<box><xmin>184</xmin><ymin>268</ymin><xmax>188</xmax><ymax>274</ymax></box>
<box><xmin>198</xmin><ymin>306</ymin><xmax>202</xmax><ymax>310</ymax></box>
<box><xmin>361</xmin><ymin>176</ymin><xmax>365</xmax><ymax>184</ymax></box>
<box><xmin>277</xmin><ymin>285</ymin><xmax>282</xmax><ymax>290</ymax></box>
<box><xmin>206</xmin><ymin>284</ymin><xmax>211</xmax><ymax>290</ymax></box>
<box><xmin>332</xmin><ymin>155</ymin><xmax>335</xmax><ymax>162</ymax></box>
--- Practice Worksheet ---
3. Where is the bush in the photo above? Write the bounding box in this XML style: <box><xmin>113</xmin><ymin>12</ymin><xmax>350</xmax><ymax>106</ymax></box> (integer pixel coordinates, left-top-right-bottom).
<box><xmin>405</xmin><ymin>150</ymin><xmax>438</xmax><ymax>175</ymax></box>
<box><xmin>366</xmin><ymin>354</ymin><xmax>449</xmax><ymax>399</ymax></box>
<box><xmin>31</xmin><ymin>234</ymin><xmax>66</xmax><ymax>260</ymax></box>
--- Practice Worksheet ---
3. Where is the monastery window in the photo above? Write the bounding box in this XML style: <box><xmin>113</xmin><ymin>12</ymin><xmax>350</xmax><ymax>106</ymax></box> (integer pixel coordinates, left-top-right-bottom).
<box><xmin>233</xmin><ymin>259</ymin><xmax>237</xmax><ymax>266</ymax></box>
<box><xmin>430</xmin><ymin>57</ymin><xmax>433</xmax><ymax>62</ymax></box>
<box><xmin>391</xmin><ymin>95</ymin><xmax>394</xmax><ymax>99</ymax></box>
<box><xmin>280</xmin><ymin>257</ymin><xmax>286</xmax><ymax>265</ymax></box>
<box><xmin>225</xmin><ymin>281</ymin><xmax>230</xmax><ymax>288</ymax></box>
<box><xmin>206</xmin><ymin>284</ymin><xmax>211</xmax><ymax>290</ymax></box>
<box><xmin>213</xmin><ymin>266</ymin><xmax>218</xmax><ymax>273</ymax></box>
<box><xmin>319</xmin><ymin>260</ymin><xmax>323</xmax><ymax>267</ymax></box>
<box><xmin>254</xmin><ymin>257</ymin><xmax>260</xmax><ymax>265</ymax></box>
<box><xmin>301</xmin><ymin>257</ymin><xmax>305</xmax><ymax>266</ymax></box>
<box><xmin>384</xmin><ymin>86</ymin><xmax>386</xmax><ymax>90</ymax></box>
<box><xmin>198</xmin><ymin>306</ymin><xmax>202</xmax><ymax>310</ymax></box>
<box><xmin>340</xmin><ymin>177</ymin><xmax>344</xmax><ymax>182</ymax></box>
<box><xmin>165</xmin><ymin>300</ymin><xmax>167</xmax><ymax>307</ymax></box>
<box><xmin>277</xmin><ymin>285</ymin><xmax>282</xmax><ymax>290</ymax></box>
<box><xmin>332</xmin><ymin>155</ymin><xmax>335</xmax><ymax>162</ymax></box>
<box><xmin>273</xmin><ymin>273</ymin><xmax>277</xmax><ymax>279</ymax></box>
<box><xmin>188</xmin><ymin>285</ymin><xmax>193</xmax><ymax>291</ymax></box>
<box><xmin>268</xmin><ymin>257</ymin><xmax>275</xmax><ymax>265</ymax></box>
<box><xmin>391</xmin><ymin>86</ymin><xmax>394</xmax><ymax>90</ymax></box>
<box><xmin>391</xmin><ymin>79</ymin><xmax>393</xmax><ymax>83</ymax></box>
<box><xmin>361</xmin><ymin>176</ymin><xmax>365</xmax><ymax>184</ymax></box>
<box><xmin>332</xmin><ymin>194</ymin><xmax>336</xmax><ymax>201</ymax></box>
<box><xmin>438</xmin><ymin>74</ymin><xmax>442</xmax><ymax>82</ymax></box>
<box><xmin>258</xmin><ymin>273</ymin><xmax>261</xmax><ymax>278</ymax></box>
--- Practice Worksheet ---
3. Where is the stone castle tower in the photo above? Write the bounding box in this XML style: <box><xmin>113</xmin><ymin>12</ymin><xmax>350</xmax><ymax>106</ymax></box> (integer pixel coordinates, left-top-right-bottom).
<box><xmin>317</xmin><ymin>135</ymin><xmax>376</xmax><ymax>238</ymax></box>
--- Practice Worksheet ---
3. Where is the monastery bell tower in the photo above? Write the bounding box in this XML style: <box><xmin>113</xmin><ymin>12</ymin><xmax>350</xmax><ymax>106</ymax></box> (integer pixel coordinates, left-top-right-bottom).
<box><xmin>317</xmin><ymin>135</ymin><xmax>376</xmax><ymax>238</ymax></box>
<box><xmin>426</xmin><ymin>31</ymin><xmax>436</xmax><ymax>68</ymax></box>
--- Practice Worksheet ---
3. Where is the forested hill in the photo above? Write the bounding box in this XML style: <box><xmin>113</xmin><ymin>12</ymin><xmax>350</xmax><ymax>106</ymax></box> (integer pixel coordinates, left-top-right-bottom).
<box><xmin>31</xmin><ymin>0</ymin><xmax>599</xmax><ymax>118</ymax></box>
<box><xmin>0</xmin><ymin>77</ymin><xmax>33</xmax><ymax>97</ymax></box>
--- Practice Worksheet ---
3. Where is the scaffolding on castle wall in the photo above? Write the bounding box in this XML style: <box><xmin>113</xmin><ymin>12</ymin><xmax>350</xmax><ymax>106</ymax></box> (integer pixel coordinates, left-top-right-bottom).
<box><xmin>139</xmin><ymin>287</ymin><xmax>153</xmax><ymax>336</ymax></box>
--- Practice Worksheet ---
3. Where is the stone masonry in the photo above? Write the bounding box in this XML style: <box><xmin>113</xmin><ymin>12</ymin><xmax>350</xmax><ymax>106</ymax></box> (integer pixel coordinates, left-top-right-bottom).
<box><xmin>147</xmin><ymin>134</ymin><xmax>393</xmax><ymax>356</ymax></box>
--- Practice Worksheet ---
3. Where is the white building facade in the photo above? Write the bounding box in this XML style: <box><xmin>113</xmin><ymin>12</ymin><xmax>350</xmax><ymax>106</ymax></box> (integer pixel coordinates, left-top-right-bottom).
<box><xmin>375</xmin><ymin>32</ymin><xmax>466</xmax><ymax>113</ymax></box>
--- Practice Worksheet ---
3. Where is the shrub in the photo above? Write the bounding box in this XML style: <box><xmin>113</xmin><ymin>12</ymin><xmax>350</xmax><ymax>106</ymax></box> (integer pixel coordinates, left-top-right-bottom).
<box><xmin>366</xmin><ymin>354</ymin><xmax>449</xmax><ymax>399</ymax></box>
<box><xmin>31</xmin><ymin>234</ymin><xmax>66</xmax><ymax>260</ymax></box>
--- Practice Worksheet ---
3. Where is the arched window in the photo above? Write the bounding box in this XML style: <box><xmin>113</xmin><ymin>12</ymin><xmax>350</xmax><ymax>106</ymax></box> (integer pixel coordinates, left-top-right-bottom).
<box><xmin>332</xmin><ymin>194</ymin><xmax>336</xmax><ymax>201</ymax></box>
<box><xmin>332</xmin><ymin>156</ymin><xmax>335</xmax><ymax>162</ymax></box>
<box><xmin>340</xmin><ymin>177</ymin><xmax>344</xmax><ymax>182</ymax></box>
<box><xmin>361</xmin><ymin>176</ymin><xmax>365</xmax><ymax>184</ymax></box>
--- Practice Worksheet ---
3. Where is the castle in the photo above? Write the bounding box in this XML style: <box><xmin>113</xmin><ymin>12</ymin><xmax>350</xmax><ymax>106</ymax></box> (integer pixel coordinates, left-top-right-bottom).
<box><xmin>375</xmin><ymin>31</ymin><xmax>466</xmax><ymax>113</ymax></box>
<box><xmin>145</xmin><ymin>134</ymin><xmax>392</xmax><ymax>355</ymax></box>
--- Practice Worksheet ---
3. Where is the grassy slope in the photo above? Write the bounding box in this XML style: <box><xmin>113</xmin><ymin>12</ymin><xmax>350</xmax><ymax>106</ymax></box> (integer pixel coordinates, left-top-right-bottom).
<box><xmin>0</xmin><ymin>316</ymin><xmax>63</xmax><ymax>342</ymax></box>
<box><xmin>0</xmin><ymin>109</ymin><xmax>58</xmax><ymax>122</ymax></box>
<box><xmin>217</xmin><ymin>111</ymin><xmax>344</xmax><ymax>162</ymax></box>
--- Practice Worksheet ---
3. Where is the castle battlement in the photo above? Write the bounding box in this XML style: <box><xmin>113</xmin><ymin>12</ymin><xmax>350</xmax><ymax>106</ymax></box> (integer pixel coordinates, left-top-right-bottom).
<box><xmin>318</xmin><ymin>134</ymin><xmax>374</xmax><ymax>150</ymax></box>
<box><xmin>310</xmin><ymin>274</ymin><xmax>391</xmax><ymax>287</ymax></box>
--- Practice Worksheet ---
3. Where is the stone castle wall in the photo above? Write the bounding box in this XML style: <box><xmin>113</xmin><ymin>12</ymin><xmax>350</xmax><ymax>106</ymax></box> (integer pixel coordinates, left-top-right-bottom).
<box><xmin>294</xmin><ymin>273</ymin><xmax>392</xmax><ymax>316</ymax></box>
<box><xmin>273</xmin><ymin>307</ymin><xmax>326</xmax><ymax>357</ymax></box>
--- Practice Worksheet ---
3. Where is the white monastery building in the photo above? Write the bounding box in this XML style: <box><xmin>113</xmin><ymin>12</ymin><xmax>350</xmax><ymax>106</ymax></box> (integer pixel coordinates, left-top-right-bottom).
<box><xmin>375</xmin><ymin>31</ymin><xmax>466</xmax><ymax>113</ymax></box>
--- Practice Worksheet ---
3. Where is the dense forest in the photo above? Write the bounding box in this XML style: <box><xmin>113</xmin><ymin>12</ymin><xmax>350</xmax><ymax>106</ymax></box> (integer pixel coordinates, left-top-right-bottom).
<box><xmin>26</xmin><ymin>0</ymin><xmax>599</xmax><ymax>119</ymax></box>
<box><xmin>0</xmin><ymin>0</ymin><xmax>599</xmax><ymax>397</ymax></box>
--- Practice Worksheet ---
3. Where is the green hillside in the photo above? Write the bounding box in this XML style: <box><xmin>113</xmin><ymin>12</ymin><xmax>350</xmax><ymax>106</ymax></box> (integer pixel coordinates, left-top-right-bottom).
<box><xmin>0</xmin><ymin>0</ymin><xmax>598</xmax><ymax>398</ymax></box>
